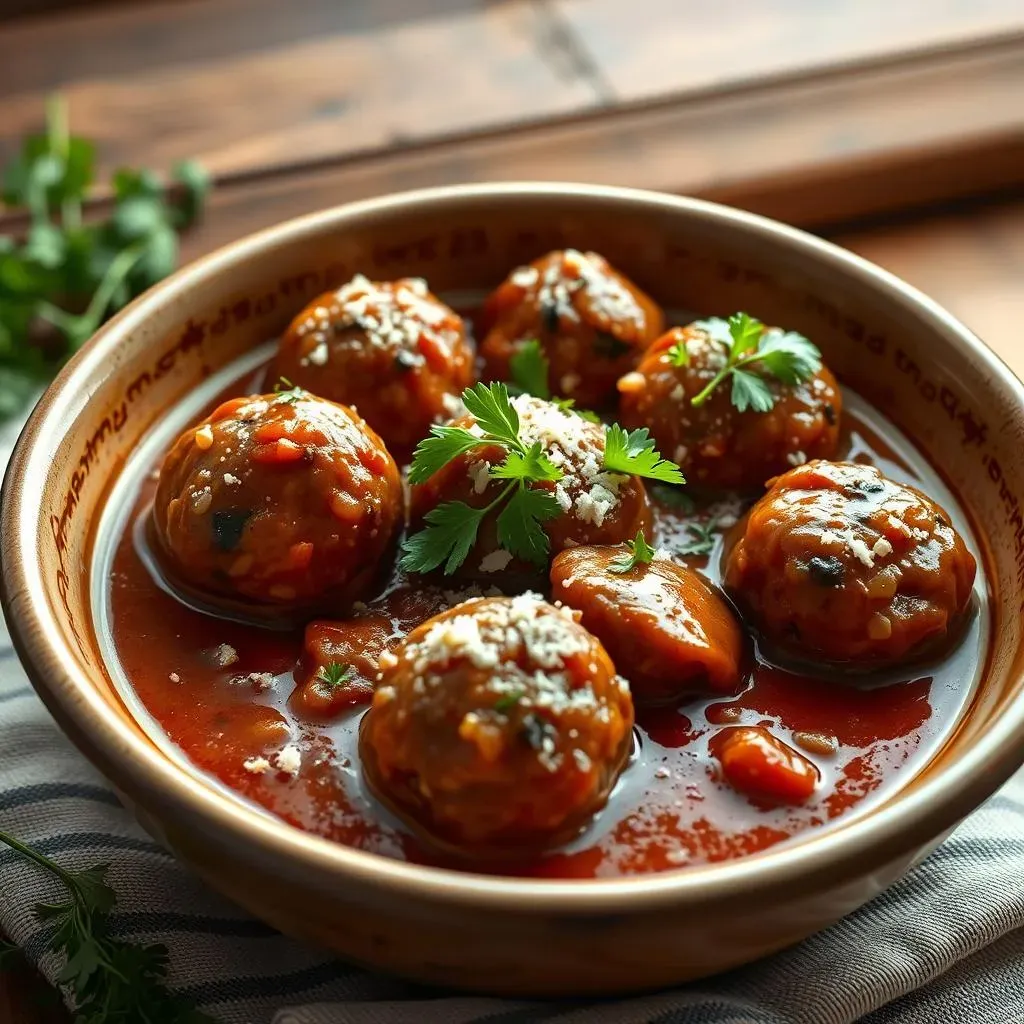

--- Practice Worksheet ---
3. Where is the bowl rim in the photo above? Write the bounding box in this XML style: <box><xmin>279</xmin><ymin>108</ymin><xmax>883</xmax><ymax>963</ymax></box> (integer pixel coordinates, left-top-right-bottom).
<box><xmin>4</xmin><ymin>181</ymin><xmax>1024</xmax><ymax>911</ymax></box>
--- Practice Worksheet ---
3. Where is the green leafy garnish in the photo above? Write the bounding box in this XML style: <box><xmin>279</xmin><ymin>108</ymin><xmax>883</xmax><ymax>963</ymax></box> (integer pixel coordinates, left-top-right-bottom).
<box><xmin>648</xmin><ymin>482</ymin><xmax>695</xmax><ymax>514</ymax></box>
<box><xmin>402</xmin><ymin>383</ymin><xmax>565</xmax><ymax>575</ymax></box>
<box><xmin>509</xmin><ymin>339</ymin><xmax>550</xmax><ymax>400</ymax></box>
<box><xmin>603</xmin><ymin>424</ymin><xmax>685</xmax><ymax>484</ymax></box>
<box><xmin>0</xmin><ymin>829</ymin><xmax>213</xmax><ymax>1023</ymax></box>
<box><xmin>494</xmin><ymin>688</ymin><xmax>526</xmax><ymax>713</ymax></box>
<box><xmin>689</xmin><ymin>312</ymin><xmax>821</xmax><ymax>413</ymax></box>
<box><xmin>316</xmin><ymin>661</ymin><xmax>354</xmax><ymax>689</ymax></box>
<box><xmin>272</xmin><ymin>377</ymin><xmax>304</xmax><ymax>404</ymax></box>
<box><xmin>609</xmin><ymin>530</ymin><xmax>656</xmax><ymax>573</ymax></box>
<box><xmin>507</xmin><ymin>339</ymin><xmax>601</xmax><ymax>423</ymax></box>
<box><xmin>666</xmin><ymin>340</ymin><xmax>689</xmax><ymax>367</ymax></box>
<box><xmin>0</xmin><ymin>95</ymin><xmax>209</xmax><ymax>421</ymax></box>
<box><xmin>677</xmin><ymin>517</ymin><xmax>720</xmax><ymax>557</ymax></box>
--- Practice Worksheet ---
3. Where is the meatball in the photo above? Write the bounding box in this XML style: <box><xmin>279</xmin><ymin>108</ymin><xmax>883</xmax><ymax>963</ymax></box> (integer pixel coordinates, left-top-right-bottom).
<box><xmin>360</xmin><ymin>594</ymin><xmax>634</xmax><ymax>855</ymax></box>
<box><xmin>551</xmin><ymin>545</ymin><xmax>744</xmax><ymax>704</ymax></box>
<box><xmin>723</xmin><ymin>461</ymin><xmax>976</xmax><ymax>667</ymax></box>
<box><xmin>479</xmin><ymin>250</ymin><xmax>663</xmax><ymax>407</ymax></box>
<box><xmin>153</xmin><ymin>389</ymin><xmax>403</xmax><ymax>611</ymax></box>
<box><xmin>409</xmin><ymin>394</ymin><xmax>652</xmax><ymax>578</ymax></box>
<box><xmin>618</xmin><ymin>322</ymin><xmax>841</xmax><ymax>492</ymax></box>
<box><xmin>269</xmin><ymin>275</ymin><xmax>473</xmax><ymax>450</ymax></box>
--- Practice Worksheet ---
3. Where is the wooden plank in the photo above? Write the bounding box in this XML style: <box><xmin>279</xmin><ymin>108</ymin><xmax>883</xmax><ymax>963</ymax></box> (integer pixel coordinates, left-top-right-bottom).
<box><xmin>0</xmin><ymin>0</ymin><xmax>595</xmax><ymax>180</ymax></box>
<box><xmin>31</xmin><ymin>30</ymin><xmax>1007</xmax><ymax>263</ymax></box>
<box><xmin>556</xmin><ymin>0</ymin><xmax>1024</xmax><ymax>101</ymax></box>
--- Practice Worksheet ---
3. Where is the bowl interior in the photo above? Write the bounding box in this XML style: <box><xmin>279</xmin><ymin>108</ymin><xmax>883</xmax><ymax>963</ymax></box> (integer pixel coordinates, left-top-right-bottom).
<box><xmin>8</xmin><ymin>184</ymin><xmax>1024</xmax><ymax>899</ymax></box>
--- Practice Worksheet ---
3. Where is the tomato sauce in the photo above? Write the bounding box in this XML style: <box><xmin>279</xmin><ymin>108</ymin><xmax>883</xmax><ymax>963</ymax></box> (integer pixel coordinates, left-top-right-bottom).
<box><xmin>96</xmin><ymin>350</ymin><xmax>985</xmax><ymax>879</ymax></box>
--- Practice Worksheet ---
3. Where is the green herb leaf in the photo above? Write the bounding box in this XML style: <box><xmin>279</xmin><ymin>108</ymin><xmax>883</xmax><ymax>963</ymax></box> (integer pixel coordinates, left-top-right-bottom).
<box><xmin>400</xmin><ymin>500</ymin><xmax>489</xmax><ymax>575</ymax></box>
<box><xmin>316</xmin><ymin>662</ymin><xmax>354</xmax><ymax>689</ymax></box>
<box><xmin>730</xmin><ymin>369</ymin><xmax>774</xmax><ymax>413</ymax></box>
<box><xmin>113</xmin><ymin>166</ymin><xmax>164</xmax><ymax>201</ymax></box>
<box><xmin>648</xmin><ymin>482</ymin><xmax>695</xmax><ymax>513</ymax></box>
<box><xmin>494</xmin><ymin>688</ymin><xmax>526</xmax><ymax>713</ymax></box>
<box><xmin>407</xmin><ymin>424</ymin><xmax>486</xmax><ymax>485</ymax></box>
<box><xmin>508</xmin><ymin>339</ymin><xmax>550</xmax><ymax>399</ymax></box>
<box><xmin>461</xmin><ymin>381</ymin><xmax>520</xmax><ymax>445</ymax></box>
<box><xmin>272</xmin><ymin>377</ymin><xmax>305</xmax><ymax>404</ymax></box>
<box><xmin>0</xmin><ymin>829</ymin><xmax>213</xmax><ymax>1023</ymax></box>
<box><xmin>603</xmin><ymin>424</ymin><xmax>685</xmax><ymax>484</ymax></box>
<box><xmin>172</xmin><ymin>160</ymin><xmax>211</xmax><ymax>229</ymax></box>
<box><xmin>609</xmin><ymin>530</ymin><xmax>656</xmax><ymax>573</ymax></box>
<box><xmin>677</xmin><ymin>517</ymin><xmax>720</xmax><ymax>557</ymax></box>
<box><xmin>666</xmin><ymin>340</ymin><xmax>689</xmax><ymax>367</ymax></box>
<box><xmin>490</xmin><ymin>441</ymin><xmax>562</xmax><ymax>484</ymax></box>
<box><xmin>688</xmin><ymin>312</ymin><xmax>821</xmax><ymax>413</ymax></box>
<box><xmin>495</xmin><ymin>484</ymin><xmax>561</xmax><ymax>566</ymax></box>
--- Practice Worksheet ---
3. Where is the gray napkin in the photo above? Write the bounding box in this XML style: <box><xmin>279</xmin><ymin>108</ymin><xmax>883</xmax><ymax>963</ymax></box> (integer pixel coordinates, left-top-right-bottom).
<box><xmin>2</xmin><ymin>419</ymin><xmax>1023</xmax><ymax>1024</ymax></box>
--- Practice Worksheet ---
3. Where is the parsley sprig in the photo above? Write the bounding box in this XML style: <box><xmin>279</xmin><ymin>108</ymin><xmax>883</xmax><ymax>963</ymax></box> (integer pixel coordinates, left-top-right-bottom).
<box><xmin>677</xmin><ymin>516</ymin><xmax>721</xmax><ymax>557</ymax></box>
<box><xmin>689</xmin><ymin>313</ymin><xmax>821</xmax><ymax>413</ymax></box>
<box><xmin>315</xmin><ymin>661</ymin><xmax>354</xmax><ymax>688</ymax></box>
<box><xmin>0</xmin><ymin>95</ymin><xmax>209</xmax><ymax>420</ymax></box>
<box><xmin>402</xmin><ymin>382</ymin><xmax>685</xmax><ymax>574</ymax></box>
<box><xmin>609</xmin><ymin>530</ymin><xmax>656</xmax><ymax>573</ymax></box>
<box><xmin>0</xmin><ymin>829</ymin><xmax>213</xmax><ymax>1023</ymax></box>
<box><xmin>402</xmin><ymin>382</ymin><xmax>563</xmax><ymax>574</ymax></box>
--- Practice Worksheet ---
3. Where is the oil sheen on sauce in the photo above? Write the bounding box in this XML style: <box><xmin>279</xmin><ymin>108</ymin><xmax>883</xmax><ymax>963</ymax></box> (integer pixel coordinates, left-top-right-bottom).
<box><xmin>97</xmin><ymin>355</ymin><xmax>986</xmax><ymax>879</ymax></box>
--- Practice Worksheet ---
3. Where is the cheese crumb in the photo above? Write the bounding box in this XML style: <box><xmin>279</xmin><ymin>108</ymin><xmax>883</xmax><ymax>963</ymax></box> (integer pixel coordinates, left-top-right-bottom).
<box><xmin>786</xmin><ymin>450</ymin><xmax>807</xmax><ymax>467</ymax></box>
<box><xmin>212</xmin><ymin>643</ymin><xmax>239</xmax><ymax>667</ymax></box>
<box><xmin>194</xmin><ymin>424</ymin><xmax>214</xmax><ymax>449</ymax></box>
<box><xmin>168</xmin><ymin>672</ymin><xmax>181</xmax><ymax>683</ymax></box>
<box><xmin>223</xmin><ymin>473</ymin><xmax>241</xmax><ymax>486</ymax></box>
<box><xmin>872</xmin><ymin>537</ymin><xmax>893</xmax><ymax>558</ymax></box>
<box><xmin>468</xmin><ymin>460</ymin><xmax>490</xmax><ymax>495</ymax></box>
<box><xmin>479</xmin><ymin>549</ymin><xmax>513</xmax><ymax>573</ymax></box>
<box><xmin>273</xmin><ymin>743</ymin><xmax>302</xmax><ymax>776</ymax></box>
<box><xmin>243</xmin><ymin>756</ymin><xmax>271</xmax><ymax>774</ymax></box>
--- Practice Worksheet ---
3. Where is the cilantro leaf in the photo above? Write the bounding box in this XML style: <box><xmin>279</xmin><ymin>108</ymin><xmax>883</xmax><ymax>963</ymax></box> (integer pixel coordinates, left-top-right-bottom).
<box><xmin>509</xmin><ymin>339</ymin><xmax>550</xmax><ymax>399</ymax></box>
<box><xmin>400</xmin><ymin>500</ymin><xmax>489</xmax><ymax>575</ymax></box>
<box><xmin>496</xmin><ymin>485</ymin><xmax>561</xmax><ymax>566</ymax></box>
<box><xmin>603</xmin><ymin>424</ymin><xmax>685</xmax><ymax>484</ymax></box>
<box><xmin>730</xmin><ymin>369</ymin><xmax>774</xmax><ymax>413</ymax></box>
<box><xmin>407</xmin><ymin>424</ymin><xmax>486</xmax><ymax>485</ymax></box>
<box><xmin>462</xmin><ymin>381</ymin><xmax>519</xmax><ymax>444</ymax></box>
<box><xmin>491</xmin><ymin>441</ymin><xmax>562</xmax><ymax>483</ymax></box>
<box><xmin>666</xmin><ymin>340</ymin><xmax>689</xmax><ymax>367</ymax></box>
<box><xmin>757</xmin><ymin>329</ymin><xmax>822</xmax><ymax>383</ymax></box>
<box><xmin>609</xmin><ymin>530</ymin><xmax>656</xmax><ymax>573</ymax></box>
<box><xmin>726</xmin><ymin>311</ymin><xmax>763</xmax><ymax>356</ymax></box>
<box><xmin>689</xmin><ymin>311</ymin><xmax>822</xmax><ymax>414</ymax></box>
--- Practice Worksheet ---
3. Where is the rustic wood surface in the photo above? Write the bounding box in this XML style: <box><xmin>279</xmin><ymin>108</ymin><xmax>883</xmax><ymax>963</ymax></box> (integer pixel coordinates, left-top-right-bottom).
<box><xmin>3</xmin><ymin>0</ymin><xmax>1024</xmax><ymax>1019</ymax></box>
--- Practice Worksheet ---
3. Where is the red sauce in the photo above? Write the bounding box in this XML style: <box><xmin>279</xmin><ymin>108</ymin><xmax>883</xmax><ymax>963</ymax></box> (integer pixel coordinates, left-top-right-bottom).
<box><xmin>103</xmin><ymin>370</ymin><xmax>982</xmax><ymax>878</ymax></box>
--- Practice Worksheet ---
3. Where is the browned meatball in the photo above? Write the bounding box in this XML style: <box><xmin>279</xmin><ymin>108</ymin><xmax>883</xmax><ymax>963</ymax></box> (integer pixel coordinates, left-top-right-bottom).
<box><xmin>269</xmin><ymin>275</ymin><xmax>473</xmax><ymax>451</ymax></box>
<box><xmin>408</xmin><ymin>395</ymin><xmax>652</xmax><ymax>578</ymax></box>
<box><xmin>153</xmin><ymin>389</ymin><xmax>403</xmax><ymax>612</ymax></box>
<box><xmin>551</xmin><ymin>545</ymin><xmax>745</xmax><ymax>705</ymax></box>
<box><xmin>479</xmin><ymin>250</ymin><xmax>664</xmax><ymax>407</ymax></box>
<box><xmin>359</xmin><ymin>594</ymin><xmax>634</xmax><ymax>856</ymax></box>
<box><xmin>723</xmin><ymin>461</ymin><xmax>977</xmax><ymax>668</ymax></box>
<box><xmin>618</xmin><ymin>322</ymin><xmax>841</xmax><ymax>492</ymax></box>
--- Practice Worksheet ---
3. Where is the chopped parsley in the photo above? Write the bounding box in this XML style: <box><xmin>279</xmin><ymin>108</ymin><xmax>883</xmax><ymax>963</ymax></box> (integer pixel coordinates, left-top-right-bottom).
<box><xmin>609</xmin><ymin>530</ymin><xmax>656</xmax><ymax>573</ymax></box>
<box><xmin>494</xmin><ymin>688</ymin><xmax>526</xmax><ymax>713</ymax></box>
<box><xmin>316</xmin><ymin>661</ymin><xmax>354</xmax><ymax>689</ymax></box>
<box><xmin>677</xmin><ymin>517</ymin><xmax>720</xmax><ymax>557</ymax></box>
<box><xmin>273</xmin><ymin>377</ymin><xmax>304</xmax><ymax>404</ymax></box>
<box><xmin>665</xmin><ymin>339</ymin><xmax>689</xmax><ymax>367</ymax></box>
<box><xmin>690</xmin><ymin>312</ymin><xmax>821</xmax><ymax>413</ymax></box>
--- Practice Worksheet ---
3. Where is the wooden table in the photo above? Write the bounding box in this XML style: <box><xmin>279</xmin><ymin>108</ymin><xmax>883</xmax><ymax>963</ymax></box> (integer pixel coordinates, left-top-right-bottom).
<box><xmin>2</xmin><ymin>1</ymin><xmax>1024</xmax><ymax>1018</ymax></box>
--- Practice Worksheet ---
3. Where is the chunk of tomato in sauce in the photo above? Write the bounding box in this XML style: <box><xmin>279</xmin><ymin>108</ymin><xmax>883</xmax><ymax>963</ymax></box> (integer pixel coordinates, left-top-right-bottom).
<box><xmin>713</xmin><ymin>726</ymin><xmax>819</xmax><ymax>806</ymax></box>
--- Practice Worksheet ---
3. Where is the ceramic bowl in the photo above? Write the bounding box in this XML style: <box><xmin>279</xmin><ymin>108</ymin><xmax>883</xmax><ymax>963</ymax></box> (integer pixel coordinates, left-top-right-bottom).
<box><xmin>4</xmin><ymin>184</ymin><xmax>1024</xmax><ymax>996</ymax></box>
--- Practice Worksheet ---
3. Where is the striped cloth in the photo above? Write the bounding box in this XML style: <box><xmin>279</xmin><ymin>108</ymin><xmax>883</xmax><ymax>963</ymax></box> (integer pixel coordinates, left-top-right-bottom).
<box><xmin>2</xmin><ymin>419</ymin><xmax>1023</xmax><ymax>1024</ymax></box>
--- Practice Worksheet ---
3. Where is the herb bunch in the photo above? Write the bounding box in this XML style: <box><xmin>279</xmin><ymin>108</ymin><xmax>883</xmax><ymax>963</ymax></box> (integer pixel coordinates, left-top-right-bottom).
<box><xmin>401</xmin><ymin>382</ymin><xmax>684</xmax><ymax>575</ymax></box>
<box><xmin>0</xmin><ymin>95</ymin><xmax>209</xmax><ymax>420</ymax></box>
<box><xmin>684</xmin><ymin>313</ymin><xmax>821</xmax><ymax>413</ymax></box>
<box><xmin>0</xmin><ymin>829</ymin><xmax>213</xmax><ymax>1023</ymax></box>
